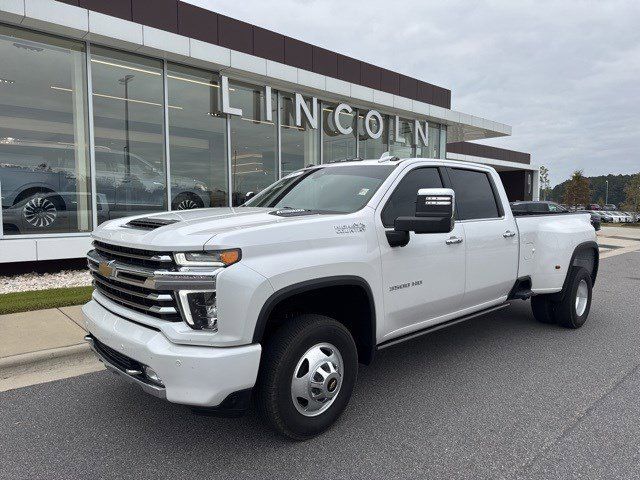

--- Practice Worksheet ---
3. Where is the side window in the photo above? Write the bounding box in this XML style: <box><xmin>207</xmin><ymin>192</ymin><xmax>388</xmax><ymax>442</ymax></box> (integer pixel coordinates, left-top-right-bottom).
<box><xmin>449</xmin><ymin>168</ymin><xmax>501</xmax><ymax>220</ymax></box>
<box><xmin>381</xmin><ymin>167</ymin><xmax>443</xmax><ymax>227</ymax></box>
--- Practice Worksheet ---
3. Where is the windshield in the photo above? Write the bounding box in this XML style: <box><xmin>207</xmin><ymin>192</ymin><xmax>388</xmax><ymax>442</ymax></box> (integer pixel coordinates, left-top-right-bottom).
<box><xmin>243</xmin><ymin>165</ymin><xmax>395</xmax><ymax>213</ymax></box>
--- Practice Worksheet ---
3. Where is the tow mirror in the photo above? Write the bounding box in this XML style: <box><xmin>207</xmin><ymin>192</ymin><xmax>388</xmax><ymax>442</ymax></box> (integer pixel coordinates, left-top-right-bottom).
<box><xmin>386</xmin><ymin>188</ymin><xmax>455</xmax><ymax>247</ymax></box>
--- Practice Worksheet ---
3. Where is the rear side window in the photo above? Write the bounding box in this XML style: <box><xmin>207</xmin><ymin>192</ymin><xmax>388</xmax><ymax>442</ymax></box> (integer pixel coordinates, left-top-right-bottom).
<box><xmin>381</xmin><ymin>168</ymin><xmax>443</xmax><ymax>227</ymax></box>
<box><xmin>449</xmin><ymin>168</ymin><xmax>501</xmax><ymax>220</ymax></box>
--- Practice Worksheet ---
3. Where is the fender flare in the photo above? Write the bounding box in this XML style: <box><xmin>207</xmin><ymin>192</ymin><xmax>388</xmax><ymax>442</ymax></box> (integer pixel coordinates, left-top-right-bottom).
<box><xmin>252</xmin><ymin>275</ymin><xmax>377</xmax><ymax>363</ymax></box>
<box><xmin>558</xmin><ymin>241</ymin><xmax>599</xmax><ymax>298</ymax></box>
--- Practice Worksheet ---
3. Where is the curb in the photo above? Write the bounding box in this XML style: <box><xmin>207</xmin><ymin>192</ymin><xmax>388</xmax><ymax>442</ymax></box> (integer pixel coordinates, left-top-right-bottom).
<box><xmin>0</xmin><ymin>343</ymin><xmax>96</xmax><ymax>379</ymax></box>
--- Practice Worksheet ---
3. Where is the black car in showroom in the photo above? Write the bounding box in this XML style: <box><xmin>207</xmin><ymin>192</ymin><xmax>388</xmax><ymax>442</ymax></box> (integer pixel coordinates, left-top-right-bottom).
<box><xmin>1</xmin><ymin>142</ymin><xmax>220</xmax><ymax>234</ymax></box>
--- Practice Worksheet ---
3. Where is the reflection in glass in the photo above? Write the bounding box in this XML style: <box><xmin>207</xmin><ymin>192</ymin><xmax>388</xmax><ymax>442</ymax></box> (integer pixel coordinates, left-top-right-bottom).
<box><xmin>416</xmin><ymin>123</ymin><xmax>441</xmax><ymax>158</ymax></box>
<box><xmin>358</xmin><ymin>111</ymin><xmax>388</xmax><ymax>159</ymax></box>
<box><xmin>280</xmin><ymin>93</ymin><xmax>320</xmax><ymax>176</ymax></box>
<box><xmin>322</xmin><ymin>103</ymin><xmax>357</xmax><ymax>163</ymax></box>
<box><xmin>90</xmin><ymin>47</ymin><xmax>166</xmax><ymax>221</ymax></box>
<box><xmin>167</xmin><ymin>64</ymin><xmax>227</xmax><ymax>209</ymax></box>
<box><xmin>229</xmin><ymin>81</ymin><xmax>277</xmax><ymax>206</ymax></box>
<box><xmin>0</xmin><ymin>26</ymin><xmax>92</xmax><ymax>235</ymax></box>
<box><xmin>388</xmin><ymin>117</ymin><xmax>414</xmax><ymax>158</ymax></box>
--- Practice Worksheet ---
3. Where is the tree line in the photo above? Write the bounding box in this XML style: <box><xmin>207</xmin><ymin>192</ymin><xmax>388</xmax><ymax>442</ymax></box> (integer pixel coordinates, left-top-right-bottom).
<box><xmin>539</xmin><ymin>168</ymin><xmax>640</xmax><ymax>211</ymax></box>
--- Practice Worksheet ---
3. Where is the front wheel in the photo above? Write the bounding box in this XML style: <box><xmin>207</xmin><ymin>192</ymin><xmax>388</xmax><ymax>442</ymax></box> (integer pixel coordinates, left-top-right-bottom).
<box><xmin>256</xmin><ymin>314</ymin><xmax>358</xmax><ymax>440</ymax></box>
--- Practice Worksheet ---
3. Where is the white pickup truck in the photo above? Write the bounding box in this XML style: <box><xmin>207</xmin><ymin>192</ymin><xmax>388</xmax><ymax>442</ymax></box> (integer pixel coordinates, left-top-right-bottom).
<box><xmin>83</xmin><ymin>157</ymin><xmax>598</xmax><ymax>439</ymax></box>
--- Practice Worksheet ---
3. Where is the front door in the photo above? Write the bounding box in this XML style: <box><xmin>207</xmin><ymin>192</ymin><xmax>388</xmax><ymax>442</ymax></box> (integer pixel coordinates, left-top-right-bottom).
<box><xmin>376</xmin><ymin>166</ymin><xmax>466</xmax><ymax>340</ymax></box>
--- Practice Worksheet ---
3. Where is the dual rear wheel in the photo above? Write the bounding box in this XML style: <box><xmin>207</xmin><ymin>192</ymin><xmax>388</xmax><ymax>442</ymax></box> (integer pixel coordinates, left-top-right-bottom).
<box><xmin>531</xmin><ymin>267</ymin><xmax>593</xmax><ymax>329</ymax></box>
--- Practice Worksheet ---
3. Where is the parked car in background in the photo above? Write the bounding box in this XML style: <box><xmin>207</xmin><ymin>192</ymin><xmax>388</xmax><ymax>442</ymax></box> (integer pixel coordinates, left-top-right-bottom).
<box><xmin>589</xmin><ymin>210</ymin><xmax>613</xmax><ymax>223</ymax></box>
<box><xmin>606</xmin><ymin>211</ymin><xmax>624</xmax><ymax>223</ymax></box>
<box><xmin>603</xmin><ymin>204</ymin><xmax>617</xmax><ymax>211</ymax></box>
<box><xmin>614</xmin><ymin>211</ymin><xmax>632</xmax><ymax>223</ymax></box>
<box><xmin>510</xmin><ymin>200</ymin><xmax>569</xmax><ymax>215</ymax></box>
<box><xmin>587</xmin><ymin>204</ymin><xmax>601</xmax><ymax>210</ymax></box>
<box><xmin>577</xmin><ymin>210</ymin><xmax>601</xmax><ymax>231</ymax></box>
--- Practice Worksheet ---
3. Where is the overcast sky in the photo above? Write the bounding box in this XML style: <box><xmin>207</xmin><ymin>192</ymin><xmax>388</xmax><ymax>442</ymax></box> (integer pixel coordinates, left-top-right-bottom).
<box><xmin>185</xmin><ymin>0</ymin><xmax>639</xmax><ymax>185</ymax></box>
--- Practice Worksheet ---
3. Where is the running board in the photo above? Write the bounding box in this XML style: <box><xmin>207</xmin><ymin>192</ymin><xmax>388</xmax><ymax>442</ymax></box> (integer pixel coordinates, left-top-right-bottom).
<box><xmin>377</xmin><ymin>303</ymin><xmax>510</xmax><ymax>350</ymax></box>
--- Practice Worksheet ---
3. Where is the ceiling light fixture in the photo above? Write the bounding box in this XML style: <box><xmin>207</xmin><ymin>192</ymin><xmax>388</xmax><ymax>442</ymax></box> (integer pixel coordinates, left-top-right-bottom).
<box><xmin>91</xmin><ymin>59</ymin><xmax>161</xmax><ymax>76</ymax></box>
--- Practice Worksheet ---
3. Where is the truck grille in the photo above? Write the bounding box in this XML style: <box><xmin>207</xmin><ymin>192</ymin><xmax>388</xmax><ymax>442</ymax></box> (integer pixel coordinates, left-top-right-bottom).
<box><xmin>87</xmin><ymin>242</ymin><xmax>181</xmax><ymax>321</ymax></box>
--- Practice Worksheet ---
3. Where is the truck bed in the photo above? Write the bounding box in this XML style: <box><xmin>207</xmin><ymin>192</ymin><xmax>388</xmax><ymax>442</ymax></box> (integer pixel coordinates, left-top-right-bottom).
<box><xmin>515</xmin><ymin>212</ymin><xmax>595</xmax><ymax>294</ymax></box>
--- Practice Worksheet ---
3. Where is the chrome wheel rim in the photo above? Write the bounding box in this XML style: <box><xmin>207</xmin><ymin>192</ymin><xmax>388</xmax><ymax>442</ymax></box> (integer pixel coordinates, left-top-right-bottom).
<box><xmin>176</xmin><ymin>198</ymin><xmax>199</xmax><ymax>210</ymax></box>
<box><xmin>291</xmin><ymin>342</ymin><xmax>344</xmax><ymax>417</ymax></box>
<box><xmin>23</xmin><ymin>197</ymin><xmax>57</xmax><ymax>228</ymax></box>
<box><xmin>575</xmin><ymin>279</ymin><xmax>589</xmax><ymax>316</ymax></box>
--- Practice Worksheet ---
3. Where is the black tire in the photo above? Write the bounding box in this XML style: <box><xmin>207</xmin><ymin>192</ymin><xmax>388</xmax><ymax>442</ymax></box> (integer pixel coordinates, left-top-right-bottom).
<box><xmin>531</xmin><ymin>295</ymin><xmax>557</xmax><ymax>324</ymax></box>
<box><xmin>555</xmin><ymin>267</ymin><xmax>593</xmax><ymax>329</ymax></box>
<box><xmin>171</xmin><ymin>192</ymin><xmax>204</xmax><ymax>210</ymax></box>
<box><xmin>256</xmin><ymin>314</ymin><xmax>358</xmax><ymax>440</ymax></box>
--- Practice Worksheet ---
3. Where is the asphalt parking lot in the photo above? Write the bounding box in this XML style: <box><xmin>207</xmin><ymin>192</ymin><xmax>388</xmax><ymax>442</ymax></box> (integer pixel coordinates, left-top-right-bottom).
<box><xmin>1</xmin><ymin>250</ymin><xmax>639</xmax><ymax>480</ymax></box>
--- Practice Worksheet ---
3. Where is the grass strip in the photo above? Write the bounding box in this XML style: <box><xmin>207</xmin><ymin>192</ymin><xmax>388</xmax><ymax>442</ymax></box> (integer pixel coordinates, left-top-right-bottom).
<box><xmin>0</xmin><ymin>286</ymin><xmax>93</xmax><ymax>315</ymax></box>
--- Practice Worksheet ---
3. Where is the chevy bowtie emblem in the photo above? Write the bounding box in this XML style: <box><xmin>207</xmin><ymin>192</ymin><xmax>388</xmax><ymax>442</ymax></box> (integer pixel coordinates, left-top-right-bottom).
<box><xmin>98</xmin><ymin>260</ymin><xmax>116</xmax><ymax>279</ymax></box>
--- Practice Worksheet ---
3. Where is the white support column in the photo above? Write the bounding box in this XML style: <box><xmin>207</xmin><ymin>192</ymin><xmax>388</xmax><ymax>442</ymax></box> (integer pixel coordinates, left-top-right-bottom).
<box><xmin>226</xmin><ymin>116</ymin><xmax>233</xmax><ymax>206</ymax></box>
<box><xmin>85</xmin><ymin>42</ymin><xmax>98</xmax><ymax>231</ymax></box>
<box><xmin>276</xmin><ymin>92</ymin><xmax>282</xmax><ymax>178</ymax></box>
<box><xmin>532</xmin><ymin>167</ymin><xmax>540</xmax><ymax>201</ymax></box>
<box><xmin>163</xmin><ymin>60</ymin><xmax>172</xmax><ymax>211</ymax></box>
<box><xmin>439</xmin><ymin>125</ymin><xmax>447</xmax><ymax>159</ymax></box>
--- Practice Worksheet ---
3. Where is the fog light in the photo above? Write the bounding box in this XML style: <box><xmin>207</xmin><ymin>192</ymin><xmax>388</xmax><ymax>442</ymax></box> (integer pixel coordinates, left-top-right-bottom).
<box><xmin>178</xmin><ymin>290</ymin><xmax>218</xmax><ymax>331</ymax></box>
<box><xmin>143</xmin><ymin>366</ymin><xmax>163</xmax><ymax>386</ymax></box>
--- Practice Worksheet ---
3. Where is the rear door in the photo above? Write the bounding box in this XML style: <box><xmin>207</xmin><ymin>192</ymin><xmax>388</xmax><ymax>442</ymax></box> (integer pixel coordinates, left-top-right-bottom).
<box><xmin>377</xmin><ymin>166</ymin><xmax>466</xmax><ymax>338</ymax></box>
<box><xmin>447</xmin><ymin>167</ymin><xmax>519</xmax><ymax>309</ymax></box>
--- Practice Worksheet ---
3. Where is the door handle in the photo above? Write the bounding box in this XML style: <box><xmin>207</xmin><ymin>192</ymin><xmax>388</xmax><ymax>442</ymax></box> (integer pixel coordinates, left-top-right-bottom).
<box><xmin>446</xmin><ymin>236</ymin><xmax>463</xmax><ymax>245</ymax></box>
<box><xmin>503</xmin><ymin>230</ymin><xmax>516</xmax><ymax>238</ymax></box>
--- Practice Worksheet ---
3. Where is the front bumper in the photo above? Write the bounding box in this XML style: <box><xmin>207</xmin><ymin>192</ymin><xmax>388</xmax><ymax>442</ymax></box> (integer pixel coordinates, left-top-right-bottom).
<box><xmin>83</xmin><ymin>300</ymin><xmax>261</xmax><ymax>407</ymax></box>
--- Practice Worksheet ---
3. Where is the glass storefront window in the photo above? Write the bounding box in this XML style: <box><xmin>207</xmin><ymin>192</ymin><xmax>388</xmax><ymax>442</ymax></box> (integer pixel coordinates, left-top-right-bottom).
<box><xmin>358</xmin><ymin>111</ymin><xmax>388</xmax><ymax>159</ymax></box>
<box><xmin>229</xmin><ymin>81</ymin><xmax>277</xmax><ymax>206</ymax></box>
<box><xmin>90</xmin><ymin>47</ymin><xmax>166</xmax><ymax>221</ymax></box>
<box><xmin>0</xmin><ymin>26</ymin><xmax>91</xmax><ymax>235</ymax></box>
<box><xmin>280</xmin><ymin>93</ymin><xmax>320</xmax><ymax>176</ymax></box>
<box><xmin>167</xmin><ymin>64</ymin><xmax>227</xmax><ymax>209</ymax></box>
<box><xmin>415</xmin><ymin>123</ymin><xmax>441</xmax><ymax>158</ymax></box>
<box><xmin>388</xmin><ymin>117</ymin><xmax>414</xmax><ymax>158</ymax></box>
<box><xmin>322</xmin><ymin>103</ymin><xmax>357</xmax><ymax>163</ymax></box>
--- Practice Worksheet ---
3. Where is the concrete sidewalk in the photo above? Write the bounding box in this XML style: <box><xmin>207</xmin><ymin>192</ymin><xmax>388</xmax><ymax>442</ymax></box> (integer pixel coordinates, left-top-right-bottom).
<box><xmin>0</xmin><ymin>306</ymin><xmax>102</xmax><ymax>392</ymax></box>
<box><xmin>597</xmin><ymin>225</ymin><xmax>640</xmax><ymax>258</ymax></box>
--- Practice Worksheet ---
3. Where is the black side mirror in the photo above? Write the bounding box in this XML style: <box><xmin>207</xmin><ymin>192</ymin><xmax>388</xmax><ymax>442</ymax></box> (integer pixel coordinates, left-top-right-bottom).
<box><xmin>386</xmin><ymin>188</ymin><xmax>455</xmax><ymax>247</ymax></box>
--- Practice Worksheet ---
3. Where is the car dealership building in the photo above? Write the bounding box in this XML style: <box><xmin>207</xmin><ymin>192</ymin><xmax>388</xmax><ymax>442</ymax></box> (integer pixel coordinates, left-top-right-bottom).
<box><xmin>0</xmin><ymin>0</ymin><xmax>539</xmax><ymax>264</ymax></box>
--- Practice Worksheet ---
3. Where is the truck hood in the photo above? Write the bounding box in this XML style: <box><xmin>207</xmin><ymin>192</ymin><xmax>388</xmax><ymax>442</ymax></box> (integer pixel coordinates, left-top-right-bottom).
<box><xmin>92</xmin><ymin>207</ymin><xmax>344</xmax><ymax>251</ymax></box>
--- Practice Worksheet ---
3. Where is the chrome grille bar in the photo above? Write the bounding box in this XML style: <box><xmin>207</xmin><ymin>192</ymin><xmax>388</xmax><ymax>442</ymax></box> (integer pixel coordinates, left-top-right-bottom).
<box><xmin>93</xmin><ymin>241</ymin><xmax>173</xmax><ymax>263</ymax></box>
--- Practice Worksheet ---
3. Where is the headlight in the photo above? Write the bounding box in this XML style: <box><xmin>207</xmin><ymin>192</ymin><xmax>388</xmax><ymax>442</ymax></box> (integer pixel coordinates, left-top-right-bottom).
<box><xmin>174</xmin><ymin>249</ymin><xmax>241</xmax><ymax>267</ymax></box>
<box><xmin>178</xmin><ymin>290</ymin><xmax>218</xmax><ymax>330</ymax></box>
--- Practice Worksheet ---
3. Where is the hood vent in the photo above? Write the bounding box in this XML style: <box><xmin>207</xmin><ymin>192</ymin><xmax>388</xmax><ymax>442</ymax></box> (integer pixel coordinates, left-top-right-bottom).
<box><xmin>124</xmin><ymin>217</ymin><xmax>179</xmax><ymax>230</ymax></box>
